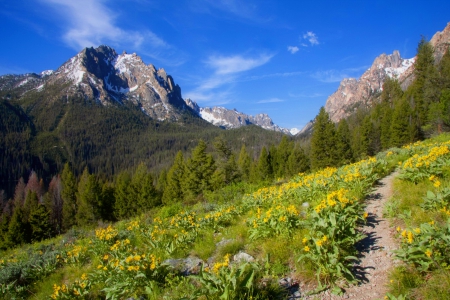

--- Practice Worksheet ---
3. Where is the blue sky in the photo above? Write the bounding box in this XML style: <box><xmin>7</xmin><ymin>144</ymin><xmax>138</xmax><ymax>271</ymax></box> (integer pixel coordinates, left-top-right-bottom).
<box><xmin>1</xmin><ymin>0</ymin><xmax>450</xmax><ymax>130</ymax></box>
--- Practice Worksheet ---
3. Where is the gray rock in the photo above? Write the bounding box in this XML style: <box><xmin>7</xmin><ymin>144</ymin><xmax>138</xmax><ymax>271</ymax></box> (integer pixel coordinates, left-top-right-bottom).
<box><xmin>233</xmin><ymin>251</ymin><xmax>255</xmax><ymax>263</ymax></box>
<box><xmin>163</xmin><ymin>256</ymin><xmax>204</xmax><ymax>275</ymax></box>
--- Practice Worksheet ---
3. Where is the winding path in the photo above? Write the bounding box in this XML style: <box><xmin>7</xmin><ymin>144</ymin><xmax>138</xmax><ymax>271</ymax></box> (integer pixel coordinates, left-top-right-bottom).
<box><xmin>302</xmin><ymin>172</ymin><xmax>399</xmax><ymax>300</ymax></box>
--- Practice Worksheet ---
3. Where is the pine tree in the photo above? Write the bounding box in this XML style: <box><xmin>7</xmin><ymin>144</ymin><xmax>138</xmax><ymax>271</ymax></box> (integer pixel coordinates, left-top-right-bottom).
<box><xmin>275</xmin><ymin>136</ymin><xmax>294</xmax><ymax>178</ymax></box>
<box><xmin>360</xmin><ymin>115</ymin><xmax>374</xmax><ymax>157</ymax></box>
<box><xmin>99</xmin><ymin>181</ymin><xmax>115</xmax><ymax>221</ymax></box>
<box><xmin>335</xmin><ymin>119</ymin><xmax>353</xmax><ymax>165</ymax></box>
<box><xmin>413</xmin><ymin>37</ymin><xmax>438</xmax><ymax>126</ymax></box>
<box><xmin>310</xmin><ymin>107</ymin><xmax>337</xmax><ymax>170</ymax></box>
<box><xmin>211</xmin><ymin>136</ymin><xmax>239</xmax><ymax>189</ymax></box>
<box><xmin>390</xmin><ymin>98</ymin><xmax>412</xmax><ymax>147</ymax></box>
<box><xmin>237</xmin><ymin>145</ymin><xmax>251</xmax><ymax>181</ymax></box>
<box><xmin>75</xmin><ymin>168</ymin><xmax>101</xmax><ymax>226</ymax></box>
<box><xmin>183</xmin><ymin>140</ymin><xmax>216</xmax><ymax>200</ymax></box>
<box><xmin>61</xmin><ymin>163</ymin><xmax>77</xmax><ymax>231</ymax></box>
<box><xmin>156</xmin><ymin>169</ymin><xmax>167</xmax><ymax>194</ymax></box>
<box><xmin>286</xmin><ymin>145</ymin><xmax>310</xmax><ymax>176</ymax></box>
<box><xmin>131</xmin><ymin>163</ymin><xmax>160</xmax><ymax>212</ymax></box>
<box><xmin>162</xmin><ymin>151</ymin><xmax>185</xmax><ymax>205</ymax></box>
<box><xmin>29</xmin><ymin>203</ymin><xmax>52</xmax><ymax>242</ymax></box>
<box><xmin>5</xmin><ymin>205</ymin><xmax>27</xmax><ymax>247</ymax></box>
<box><xmin>256</xmin><ymin>146</ymin><xmax>272</xmax><ymax>181</ymax></box>
<box><xmin>114</xmin><ymin>171</ymin><xmax>132</xmax><ymax>220</ymax></box>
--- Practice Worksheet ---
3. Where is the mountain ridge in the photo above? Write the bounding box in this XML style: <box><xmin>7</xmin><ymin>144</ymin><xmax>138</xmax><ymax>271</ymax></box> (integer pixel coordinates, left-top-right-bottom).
<box><xmin>0</xmin><ymin>45</ymin><xmax>293</xmax><ymax>134</ymax></box>
<box><xmin>324</xmin><ymin>22</ymin><xmax>450</xmax><ymax>124</ymax></box>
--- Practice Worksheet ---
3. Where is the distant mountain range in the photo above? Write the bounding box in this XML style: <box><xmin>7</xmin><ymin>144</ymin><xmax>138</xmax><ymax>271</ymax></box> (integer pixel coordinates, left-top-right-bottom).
<box><xmin>0</xmin><ymin>46</ymin><xmax>297</xmax><ymax>135</ymax></box>
<box><xmin>184</xmin><ymin>98</ymin><xmax>299</xmax><ymax>135</ymax></box>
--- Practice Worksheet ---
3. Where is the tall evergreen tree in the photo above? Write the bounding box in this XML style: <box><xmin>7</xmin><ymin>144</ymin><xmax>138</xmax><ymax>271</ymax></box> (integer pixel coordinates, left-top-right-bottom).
<box><xmin>335</xmin><ymin>119</ymin><xmax>353</xmax><ymax>165</ymax></box>
<box><xmin>390</xmin><ymin>98</ymin><xmax>412</xmax><ymax>147</ymax></box>
<box><xmin>413</xmin><ymin>37</ymin><xmax>438</xmax><ymax>126</ymax></box>
<box><xmin>75</xmin><ymin>168</ymin><xmax>101</xmax><ymax>226</ymax></box>
<box><xmin>114</xmin><ymin>171</ymin><xmax>132</xmax><ymax>220</ymax></box>
<box><xmin>237</xmin><ymin>145</ymin><xmax>252</xmax><ymax>181</ymax></box>
<box><xmin>99</xmin><ymin>181</ymin><xmax>115</xmax><ymax>221</ymax></box>
<box><xmin>211</xmin><ymin>136</ymin><xmax>239</xmax><ymax>188</ymax></box>
<box><xmin>131</xmin><ymin>163</ymin><xmax>160</xmax><ymax>212</ymax></box>
<box><xmin>61</xmin><ymin>163</ymin><xmax>77</xmax><ymax>231</ymax></box>
<box><xmin>5</xmin><ymin>205</ymin><xmax>27</xmax><ymax>247</ymax></box>
<box><xmin>29</xmin><ymin>203</ymin><xmax>52</xmax><ymax>242</ymax></box>
<box><xmin>310</xmin><ymin>107</ymin><xmax>337</xmax><ymax>170</ymax></box>
<box><xmin>183</xmin><ymin>140</ymin><xmax>216</xmax><ymax>200</ymax></box>
<box><xmin>162</xmin><ymin>151</ymin><xmax>185</xmax><ymax>205</ymax></box>
<box><xmin>286</xmin><ymin>145</ymin><xmax>310</xmax><ymax>177</ymax></box>
<box><xmin>275</xmin><ymin>136</ymin><xmax>294</xmax><ymax>178</ymax></box>
<box><xmin>256</xmin><ymin>146</ymin><xmax>272</xmax><ymax>181</ymax></box>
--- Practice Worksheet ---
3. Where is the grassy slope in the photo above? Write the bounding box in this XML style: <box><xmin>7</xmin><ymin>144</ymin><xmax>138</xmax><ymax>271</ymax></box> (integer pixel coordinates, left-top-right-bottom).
<box><xmin>2</xmin><ymin>134</ymin><xmax>450</xmax><ymax>299</ymax></box>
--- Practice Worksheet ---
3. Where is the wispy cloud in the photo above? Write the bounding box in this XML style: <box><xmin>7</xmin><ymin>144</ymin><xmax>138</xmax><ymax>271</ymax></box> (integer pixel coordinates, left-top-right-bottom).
<box><xmin>257</xmin><ymin>98</ymin><xmax>284</xmax><ymax>104</ymax></box>
<box><xmin>311</xmin><ymin>66</ymin><xmax>368</xmax><ymax>83</ymax></box>
<box><xmin>303</xmin><ymin>31</ymin><xmax>319</xmax><ymax>46</ymax></box>
<box><xmin>39</xmin><ymin>0</ymin><xmax>177</xmax><ymax>63</ymax></box>
<box><xmin>191</xmin><ymin>0</ymin><xmax>271</xmax><ymax>23</ymax></box>
<box><xmin>0</xmin><ymin>65</ymin><xmax>31</xmax><ymax>75</ymax></box>
<box><xmin>205</xmin><ymin>54</ymin><xmax>273</xmax><ymax>75</ymax></box>
<box><xmin>185</xmin><ymin>52</ymin><xmax>274</xmax><ymax>104</ymax></box>
<box><xmin>288</xmin><ymin>92</ymin><xmax>324</xmax><ymax>98</ymax></box>
<box><xmin>287</xmin><ymin>46</ymin><xmax>299</xmax><ymax>54</ymax></box>
<box><xmin>242</xmin><ymin>71</ymin><xmax>304</xmax><ymax>82</ymax></box>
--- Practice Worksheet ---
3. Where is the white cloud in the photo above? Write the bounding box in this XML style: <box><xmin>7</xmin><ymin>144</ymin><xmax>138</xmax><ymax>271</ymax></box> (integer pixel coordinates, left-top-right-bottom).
<box><xmin>185</xmin><ymin>52</ymin><xmax>274</xmax><ymax>105</ymax></box>
<box><xmin>257</xmin><ymin>98</ymin><xmax>284</xmax><ymax>104</ymax></box>
<box><xmin>311</xmin><ymin>70</ymin><xmax>348</xmax><ymax>83</ymax></box>
<box><xmin>205</xmin><ymin>54</ymin><xmax>273</xmax><ymax>74</ymax></box>
<box><xmin>288</xmin><ymin>92</ymin><xmax>324</xmax><ymax>98</ymax></box>
<box><xmin>303</xmin><ymin>31</ymin><xmax>319</xmax><ymax>46</ymax></box>
<box><xmin>311</xmin><ymin>66</ymin><xmax>368</xmax><ymax>83</ymax></box>
<box><xmin>40</xmin><ymin>0</ymin><xmax>169</xmax><ymax>52</ymax></box>
<box><xmin>287</xmin><ymin>46</ymin><xmax>299</xmax><ymax>54</ymax></box>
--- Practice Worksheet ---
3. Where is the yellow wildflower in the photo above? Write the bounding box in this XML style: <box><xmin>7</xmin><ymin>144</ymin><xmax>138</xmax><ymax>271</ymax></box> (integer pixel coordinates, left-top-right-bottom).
<box><xmin>407</xmin><ymin>231</ymin><xmax>414</xmax><ymax>244</ymax></box>
<box><xmin>304</xmin><ymin>246</ymin><xmax>310</xmax><ymax>252</ymax></box>
<box><xmin>425</xmin><ymin>249</ymin><xmax>432</xmax><ymax>258</ymax></box>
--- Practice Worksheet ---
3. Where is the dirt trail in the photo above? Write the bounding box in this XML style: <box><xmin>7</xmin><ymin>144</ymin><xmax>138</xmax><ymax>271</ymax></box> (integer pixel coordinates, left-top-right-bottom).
<box><xmin>302</xmin><ymin>172</ymin><xmax>399</xmax><ymax>300</ymax></box>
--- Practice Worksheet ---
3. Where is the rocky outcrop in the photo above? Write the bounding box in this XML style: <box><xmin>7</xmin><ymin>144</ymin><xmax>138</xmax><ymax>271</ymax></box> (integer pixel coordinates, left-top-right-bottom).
<box><xmin>325</xmin><ymin>22</ymin><xmax>450</xmax><ymax>123</ymax></box>
<box><xmin>324</xmin><ymin>50</ymin><xmax>414</xmax><ymax>123</ymax></box>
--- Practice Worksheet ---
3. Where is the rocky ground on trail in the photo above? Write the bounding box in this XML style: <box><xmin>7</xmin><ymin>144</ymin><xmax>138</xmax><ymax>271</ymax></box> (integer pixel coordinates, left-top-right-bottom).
<box><xmin>298</xmin><ymin>172</ymin><xmax>400</xmax><ymax>300</ymax></box>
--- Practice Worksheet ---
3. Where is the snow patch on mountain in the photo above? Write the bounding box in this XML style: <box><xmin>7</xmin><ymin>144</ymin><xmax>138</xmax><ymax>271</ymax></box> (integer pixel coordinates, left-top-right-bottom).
<box><xmin>385</xmin><ymin>57</ymin><xmax>415</xmax><ymax>79</ymax></box>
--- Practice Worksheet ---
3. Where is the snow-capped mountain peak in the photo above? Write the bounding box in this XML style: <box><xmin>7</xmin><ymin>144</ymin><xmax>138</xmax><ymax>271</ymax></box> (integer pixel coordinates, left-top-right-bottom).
<box><xmin>184</xmin><ymin>99</ymin><xmax>295</xmax><ymax>135</ymax></box>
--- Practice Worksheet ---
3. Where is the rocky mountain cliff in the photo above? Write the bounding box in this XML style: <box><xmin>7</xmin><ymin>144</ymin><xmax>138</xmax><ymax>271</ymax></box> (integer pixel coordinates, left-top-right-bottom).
<box><xmin>324</xmin><ymin>50</ymin><xmax>415</xmax><ymax>122</ymax></box>
<box><xmin>324</xmin><ymin>22</ymin><xmax>450</xmax><ymax>123</ymax></box>
<box><xmin>0</xmin><ymin>45</ymin><xmax>193</xmax><ymax>122</ymax></box>
<box><xmin>184</xmin><ymin>98</ymin><xmax>298</xmax><ymax>135</ymax></box>
<box><xmin>1</xmin><ymin>45</ymin><xmax>294</xmax><ymax>134</ymax></box>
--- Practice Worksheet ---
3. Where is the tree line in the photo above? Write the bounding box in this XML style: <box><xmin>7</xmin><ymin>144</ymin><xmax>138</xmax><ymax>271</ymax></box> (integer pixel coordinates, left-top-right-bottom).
<box><xmin>0</xmin><ymin>134</ymin><xmax>310</xmax><ymax>249</ymax></box>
